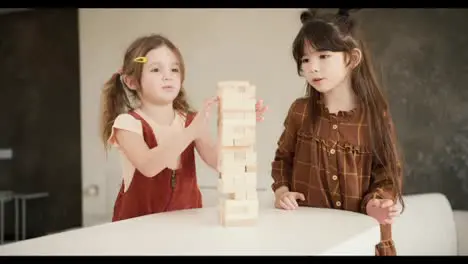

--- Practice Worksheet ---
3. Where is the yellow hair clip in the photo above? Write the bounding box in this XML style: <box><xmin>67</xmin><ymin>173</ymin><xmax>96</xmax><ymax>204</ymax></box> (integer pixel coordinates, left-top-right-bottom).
<box><xmin>134</xmin><ymin>57</ymin><xmax>148</xmax><ymax>63</ymax></box>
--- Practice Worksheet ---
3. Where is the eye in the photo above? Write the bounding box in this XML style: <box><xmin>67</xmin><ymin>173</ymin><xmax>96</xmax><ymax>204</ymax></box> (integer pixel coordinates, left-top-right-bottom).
<box><xmin>301</xmin><ymin>58</ymin><xmax>309</xmax><ymax>63</ymax></box>
<box><xmin>319</xmin><ymin>54</ymin><xmax>331</xmax><ymax>59</ymax></box>
<box><xmin>150</xmin><ymin>68</ymin><xmax>159</xmax><ymax>72</ymax></box>
<box><xmin>172</xmin><ymin>68</ymin><xmax>180</xmax><ymax>73</ymax></box>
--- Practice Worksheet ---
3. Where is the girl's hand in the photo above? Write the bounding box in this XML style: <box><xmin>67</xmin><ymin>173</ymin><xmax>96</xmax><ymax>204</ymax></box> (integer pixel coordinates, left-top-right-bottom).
<box><xmin>255</xmin><ymin>99</ymin><xmax>268</xmax><ymax>122</ymax></box>
<box><xmin>366</xmin><ymin>198</ymin><xmax>401</xmax><ymax>225</ymax></box>
<box><xmin>275</xmin><ymin>191</ymin><xmax>306</xmax><ymax>210</ymax></box>
<box><xmin>191</xmin><ymin>96</ymin><xmax>219</xmax><ymax>138</ymax></box>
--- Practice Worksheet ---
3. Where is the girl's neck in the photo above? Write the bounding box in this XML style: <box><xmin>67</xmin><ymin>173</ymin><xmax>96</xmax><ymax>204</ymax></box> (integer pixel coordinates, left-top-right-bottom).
<box><xmin>322</xmin><ymin>75</ymin><xmax>357</xmax><ymax>114</ymax></box>
<box><xmin>139</xmin><ymin>102</ymin><xmax>175</xmax><ymax>126</ymax></box>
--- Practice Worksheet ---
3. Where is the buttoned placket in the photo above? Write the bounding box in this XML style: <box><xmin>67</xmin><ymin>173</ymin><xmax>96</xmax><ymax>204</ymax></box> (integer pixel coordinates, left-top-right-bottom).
<box><xmin>328</xmin><ymin>115</ymin><xmax>342</xmax><ymax>209</ymax></box>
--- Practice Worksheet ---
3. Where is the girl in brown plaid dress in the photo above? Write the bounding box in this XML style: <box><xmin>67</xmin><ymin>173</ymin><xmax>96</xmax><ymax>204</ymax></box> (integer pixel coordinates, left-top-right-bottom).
<box><xmin>271</xmin><ymin>9</ymin><xmax>405</xmax><ymax>256</ymax></box>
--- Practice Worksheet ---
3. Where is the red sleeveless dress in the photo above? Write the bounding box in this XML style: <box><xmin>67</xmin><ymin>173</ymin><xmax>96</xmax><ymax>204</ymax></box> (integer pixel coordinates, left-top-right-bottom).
<box><xmin>112</xmin><ymin>111</ymin><xmax>203</xmax><ymax>222</ymax></box>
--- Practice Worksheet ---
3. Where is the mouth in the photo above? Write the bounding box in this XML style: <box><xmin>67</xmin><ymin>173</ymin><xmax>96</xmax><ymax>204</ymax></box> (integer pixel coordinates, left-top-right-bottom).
<box><xmin>162</xmin><ymin>85</ymin><xmax>175</xmax><ymax>90</ymax></box>
<box><xmin>312</xmin><ymin>78</ymin><xmax>324</xmax><ymax>83</ymax></box>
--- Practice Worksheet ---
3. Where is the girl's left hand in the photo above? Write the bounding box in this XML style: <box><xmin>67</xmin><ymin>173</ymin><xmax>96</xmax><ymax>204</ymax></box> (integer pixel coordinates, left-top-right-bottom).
<box><xmin>366</xmin><ymin>198</ymin><xmax>401</xmax><ymax>225</ymax></box>
<box><xmin>256</xmin><ymin>99</ymin><xmax>268</xmax><ymax>122</ymax></box>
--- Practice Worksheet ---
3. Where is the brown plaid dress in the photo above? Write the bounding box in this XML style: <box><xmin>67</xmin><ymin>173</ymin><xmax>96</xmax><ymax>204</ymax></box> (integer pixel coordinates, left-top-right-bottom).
<box><xmin>271</xmin><ymin>97</ymin><xmax>402</xmax><ymax>256</ymax></box>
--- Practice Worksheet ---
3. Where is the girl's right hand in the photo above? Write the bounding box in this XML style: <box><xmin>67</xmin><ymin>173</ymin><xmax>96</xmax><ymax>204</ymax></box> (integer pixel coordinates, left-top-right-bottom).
<box><xmin>190</xmin><ymin>96</ymin><xmax>219</xmax><ymax>138</ymax></box>
<box><xmin>275</xmin><ymin>191</ymin><xmax>306</xmax><ymax>210</ymax></box>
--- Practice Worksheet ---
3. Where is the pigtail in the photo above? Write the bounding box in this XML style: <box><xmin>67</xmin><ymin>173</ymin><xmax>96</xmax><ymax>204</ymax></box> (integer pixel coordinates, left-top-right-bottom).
<box><xmin>100</xmin><ymin>72</ymin><xmax>132</xmax><ymax>149</ymax></box>
<box><xmin>173</xmin><ymin>87</ymin><xmax>195</xmax><ymax>117</ymax></box>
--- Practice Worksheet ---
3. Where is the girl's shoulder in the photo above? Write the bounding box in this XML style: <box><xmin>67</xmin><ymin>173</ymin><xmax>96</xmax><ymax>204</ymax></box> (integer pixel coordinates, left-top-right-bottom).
<box><xmin>108</xmin><ymin>112</ymin><xmax>143</xmax><ymax>146</ymax></box>
<box><xmin>287</xmin><ymin>96</ymin><xmax>309</xmax><ymax>121</ymax></box>
<box><xmin>113</xmin><ymin>112</ymin><xmax>143</xmax><ymax>131</ymax></box>
<box><xmin>290</xmin><ymin>97</ymin><xmax>309</xmax><ymax>111</ymax></box>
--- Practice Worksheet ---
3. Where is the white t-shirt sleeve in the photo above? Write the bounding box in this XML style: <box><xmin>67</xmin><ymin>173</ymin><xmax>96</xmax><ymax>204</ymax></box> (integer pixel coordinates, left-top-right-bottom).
<box><xmin>108</xmin><ymin>113</ymin><xmax>143</xmax><ymax>147</ymax></box>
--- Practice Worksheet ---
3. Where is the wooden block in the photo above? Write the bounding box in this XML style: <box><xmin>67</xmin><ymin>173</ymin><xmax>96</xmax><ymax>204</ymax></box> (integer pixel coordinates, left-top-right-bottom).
<box><xmin>246</xmin><ymin>189</ymin><xmax>258</xmax><ymax>200</ymax></box>
<box><xmin>220</xmin><ymin>102</ymin><xmax>255</xmax><ymax>112</ymax></box>
<box><xmin>232</xmin><ymin>188</ymin><xmax>247</xmax><ymax>200</ymax></box>
<box><xmin>218</xmin><ymin>150</ymin><xmax>235</xmax><ymax>167</ymax></box>
<box><xmin>218</xmin><ymin>89</ymin><xmax>256</xmax><ymax>112</ymax></box>
<box><xmin>220</xmin><ymin>111</ymin><xmax>244</xmax><ymax>120</ymax></box>
<box><xmin>241</xmin><ymin>98</ymin><xmax>257</xmax><ymax>112</ymax></box>
<box><xmin>218</xmin><ymin>175</ymin><xmax>236</xmax><ymax>193</ymax></box>
<box><xmin>243</xmin><ymin>85</ymin><xmax>256</xmax><ymax>99</ymax></box>
<box><xmin>221</xmin><ymin>199</ymin><xmax>258</xmax><ymax>218</ymax></box>
<box><xmin>218</xmin><ymin>149</ymin><xmax>248</xmax><ymax>166</ymax></box>
<box><xmin>232</xmin><ymin>187</ymin><xmax>258</xmax><ymax>200</ymax></box>
<box><xmin>246</xmin><ymin>150</ymin><xmax>256</xmax><ymax>164</ymax></box>
<box><xmin>220</xmin><ymin>135</ymin><xmax>235</xmax><ymax>147</ymax></box>
<box><xmin>221</xmin><ymin>118</ymin><xmax>254</xmax><ymax>127</ymax></box>
<box><xmin>245</xmin><ymin>172</ymin><xmax>257</xmax><ymax>188</ymax></box>
<box><xmin>232</xmin><ymin>126</ymin><xmax>245</xmax><ymax>138</ymax></box>
<box><xmin>218</xmin><ymin>81</ymin><xmax>251</xmax><ymax>89</ymax></box>
<box><xmin>218</xmin><ymin>83</ymin><xmax>255</xmax><ymax>100</ymax></box>
<box><xmin>233</xmin><ymin>136</ymin><xmax>255</xmax><ymax>147</ymax></box>
<box><xmin>220</xmin><ymin>96</ymin><xmax>245</xmax><ymax>111</ymax></box>
<box><xmin>245</xmin><ymin>164</ymin><xmax>257</xmax><ymax>172</ymax></box>
<box><xmin>233</xmin><ymin>172</ymin><xmax>246</xmax><ymax>185</ymax></box>
<box><xmin>244</xmin><ymin>112</ymin><xmax>257</xmax><ymax>126</ymax></box>
<box><xmin>219</xmin><ymin>199</ymin><xmax>259</xmax><ymax>227</ymax></box>
<box><xmin>219</xmin><ymin>162</ymin><xmax>246</xmax><ymax>174</ymax></box>
<box><xmin>233</xmin><ymin>151</ymin><xmax>247</xmax><ymax>162</ymax></box>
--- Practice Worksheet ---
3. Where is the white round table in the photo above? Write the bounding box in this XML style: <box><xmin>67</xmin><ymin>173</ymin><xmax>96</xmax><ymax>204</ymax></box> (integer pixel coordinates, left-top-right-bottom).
<box><xmin>0</xmin><ymin>206</ymin><xmax>380</xmax><ymax>255</ymax></box>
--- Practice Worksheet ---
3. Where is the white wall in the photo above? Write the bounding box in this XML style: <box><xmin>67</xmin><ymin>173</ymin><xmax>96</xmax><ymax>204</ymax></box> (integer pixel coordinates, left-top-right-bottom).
<box><xmin>79</xmin><ymin>8</ymin><xmax>306</xmax><ymax>225</ymax></box>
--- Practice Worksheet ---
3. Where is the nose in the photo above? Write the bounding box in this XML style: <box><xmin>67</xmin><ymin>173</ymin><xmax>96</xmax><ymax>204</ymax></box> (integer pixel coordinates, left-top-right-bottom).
<box><xmin>162</xmin><ymin>70</ymin><xmax>173</xmax><ymax>81</ymax></box>
<box><xmin>308</xmin><ymin>63</ymin><xmax>319</xmax><ymax>73</ymax></box>
<box><xmin>304</xmin><ymin>59</ymin><xmax>319</xmax><ymax>73</ymax></box>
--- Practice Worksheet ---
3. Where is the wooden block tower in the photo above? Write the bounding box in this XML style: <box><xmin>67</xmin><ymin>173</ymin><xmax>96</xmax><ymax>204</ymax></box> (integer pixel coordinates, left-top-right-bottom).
<box><xmin>217</xmin><ymin>81</ymin><xmax>259</xmax><ymax>227</ymax></box>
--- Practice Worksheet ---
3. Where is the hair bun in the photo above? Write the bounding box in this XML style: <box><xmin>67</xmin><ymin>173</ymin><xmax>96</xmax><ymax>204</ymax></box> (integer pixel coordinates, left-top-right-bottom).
<box><xmin>337</xmin><ymin>8</ymin><xmax>350</xmax><ymax>17</ymax></box>
<box><xmin>337</xmin><ymin>8</ymin><xmax>362</xmax><ymax>18</ymax></box>
<box><xmin>300</xmin><ymin>8</ymin><xmax>318</xmax><ymax>24</ymax></box>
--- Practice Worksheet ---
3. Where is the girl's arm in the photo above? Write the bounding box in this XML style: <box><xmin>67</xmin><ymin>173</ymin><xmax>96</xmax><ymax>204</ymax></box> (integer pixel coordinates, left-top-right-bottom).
<box><xmin>360</xmin><ymin>112</ymin><xmax>403</xmax><ymax>213</ymax></box>
<box><xmin>271</xmin><ymin>99</ymin><xmax>303</xmax><ymax>195</ymax></box>
<box><xmin>195</xmin><ymin>128</ymin><xmax>219</xmax><ymax>171</ymax></box>
<box><xmin>115</xmin><ymin>125</ymin><xmax>197</xmax><ymax>177</ymax></box>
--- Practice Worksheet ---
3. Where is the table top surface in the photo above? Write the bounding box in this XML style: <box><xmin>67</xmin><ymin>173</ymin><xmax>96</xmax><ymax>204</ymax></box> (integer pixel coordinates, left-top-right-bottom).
<box><xmin>0</xmin><ymin>206</ymin><xmax>380</xmax><ymax>255</ymax></box>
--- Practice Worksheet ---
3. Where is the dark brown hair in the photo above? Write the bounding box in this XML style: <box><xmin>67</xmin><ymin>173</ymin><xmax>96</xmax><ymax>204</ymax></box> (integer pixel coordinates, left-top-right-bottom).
<box><xmin>100</xmin><ymin>34</ymin><xmax>194</xmax><ymax>149</ymax></box>
<box><xmin>292</xmin><ymin>9</ymin><xmax>405</xmax><ymax>210</ymax></box>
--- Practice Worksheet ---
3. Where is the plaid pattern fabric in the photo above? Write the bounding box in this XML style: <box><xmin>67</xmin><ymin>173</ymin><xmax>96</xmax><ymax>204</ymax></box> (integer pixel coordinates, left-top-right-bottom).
<box><xmin>271</xmin><ymin>97</ymin><xmax>401</xmax><ymax>256</ymax></box>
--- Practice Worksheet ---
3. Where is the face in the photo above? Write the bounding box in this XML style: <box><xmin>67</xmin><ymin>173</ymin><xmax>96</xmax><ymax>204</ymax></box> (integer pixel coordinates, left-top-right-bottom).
<box><xmin>137</xmin><ymin>45</ymin><xmax>182</xmax><ymax>105</ymax></box>
<box><xmin>300</xmin><ymin>42</ymin><xmax>351</xmax><ymax>94</ymax></box>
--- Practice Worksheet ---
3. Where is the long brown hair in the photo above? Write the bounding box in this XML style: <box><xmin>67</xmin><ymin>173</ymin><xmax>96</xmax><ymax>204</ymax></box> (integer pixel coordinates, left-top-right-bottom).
<box><xmin>292</xmin><ymin>9</ymin><xmax>405</xmax><ymax>210</ymax></box>
<box><xmin>100</xmin><ymin>34</ymin><xmax>194</xmax><ymax>149</ymax></box>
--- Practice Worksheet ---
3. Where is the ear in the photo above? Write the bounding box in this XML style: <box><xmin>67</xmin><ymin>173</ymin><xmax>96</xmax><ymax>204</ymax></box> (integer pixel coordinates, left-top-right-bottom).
<box><xmin>349</xmin><ymin>48</ymin><xmax>362</xmax><ymax>69</ymax></box>
<box><xmin>122</xmin><ymin>75</ymin><xmax>138</xmax><ymax>91</ymax></box>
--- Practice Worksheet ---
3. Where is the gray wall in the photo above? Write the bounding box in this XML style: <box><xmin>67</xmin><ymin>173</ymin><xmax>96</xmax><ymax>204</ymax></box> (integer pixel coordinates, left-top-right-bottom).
<box><xmin>357</xmin><ymin>8</ymin><xmax>468</xmax><ymax>210</ymax></box>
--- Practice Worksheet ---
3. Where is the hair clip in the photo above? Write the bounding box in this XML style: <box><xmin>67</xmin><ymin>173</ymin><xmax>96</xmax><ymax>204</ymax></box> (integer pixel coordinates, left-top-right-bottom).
<box><xmin>134</xmin><ymin>57</ymin><xmax>148</xmax><ymax>63</ymax></box>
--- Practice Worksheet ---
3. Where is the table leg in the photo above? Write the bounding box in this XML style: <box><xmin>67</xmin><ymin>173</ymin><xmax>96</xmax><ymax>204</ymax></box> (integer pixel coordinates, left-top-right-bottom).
<box><xmin>15</xmin><ymin>198</ymin><xmax>19</xmax><ymax>241</ymax></box>
<box><xmin>0</xmin><ymin>202</ymin><xmax>4</xmax><ymax>244</ymax></box>
<box><xmin>22</xmin><ymin>199</ymin><xmax>26</xmax><ymax>240</ymax></box>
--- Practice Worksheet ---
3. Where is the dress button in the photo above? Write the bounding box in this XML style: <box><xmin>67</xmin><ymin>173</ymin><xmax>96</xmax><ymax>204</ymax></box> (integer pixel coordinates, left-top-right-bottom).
<box><xmin>332</xmin><ymin>175</ymin><xmax>338</xmax><ymax>181</ymax></box>
<box><xmin>330</xmin><ymin>149</ymin><xmax>336</xmax><ymax>154</ymax></box>
<box><xmin>336</xmin><ymin>201</ymin><xmax>341</xmax><ymax>207</ymax></box>
<box><xmin>332</xmin><ymin>124</ymin><xmax>338</xmax><ymax>130</ymax></box>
